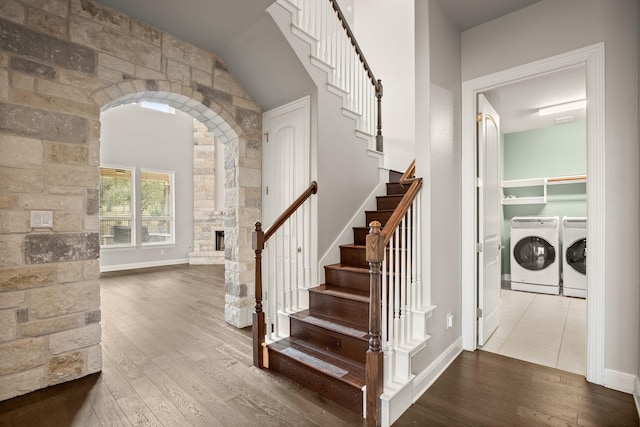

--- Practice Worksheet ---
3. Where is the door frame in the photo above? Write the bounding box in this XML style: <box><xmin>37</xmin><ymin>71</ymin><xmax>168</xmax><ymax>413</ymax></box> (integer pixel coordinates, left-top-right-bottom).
<box><xmin>460</xmin><ymin>43</ymin><xmax>605</xmax><ymax>385</ymax></box>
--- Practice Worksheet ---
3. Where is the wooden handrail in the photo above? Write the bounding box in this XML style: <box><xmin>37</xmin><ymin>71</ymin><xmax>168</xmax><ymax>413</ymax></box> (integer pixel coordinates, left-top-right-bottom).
<box><xmin>382</xmin><ymin>178</ymin><xmax>423</xmax><ymax>246</ymax></box>
<box><xmin>327</xmin><ymin>0</ymin><xmax>383</xmax><ymax>151</ymax></box>
<box><xmin>399</xmin><ymin>160</ymin><xmax>416</xmax><ymax>185</ymax></box>
<box><xmin>264</xmin><ymin>181</ymin><xmax>318</xmax><ymax>243</ymax></box>
<box><xmin>366</xmin><ymin>162</ymin><xmax>422</xmax><ymax>425</ymax></box>
<box><xmin>252</xmin><ymin>180</ymin><xmax>318</xmax><ymax>369</ymax></box>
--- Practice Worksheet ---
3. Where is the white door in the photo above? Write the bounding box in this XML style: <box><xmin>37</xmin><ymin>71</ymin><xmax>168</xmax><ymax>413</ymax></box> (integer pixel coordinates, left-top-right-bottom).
<box><xmin>477</xmin><ymin>94</ymin><xmax>501</xmax><ymax>346</ymax></box>
<box><xmin>262</xmin><ymin>96</ymin><xmax>311</xmax><ymax>338</ymax></box>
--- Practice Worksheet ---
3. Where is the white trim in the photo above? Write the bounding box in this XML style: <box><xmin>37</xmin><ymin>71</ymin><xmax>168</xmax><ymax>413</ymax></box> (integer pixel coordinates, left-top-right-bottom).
<box><xmin>461</xmin><ymin>43</ymin><xmax>605</xmax><ymax>385</ymax></box>
<box><xmin>603</xmin><ymin>369</ymin><xmax>636</xmax><ymax>394</ymax></box>
<box><xmin>634</xmin><ymin>376</ymin><xmax>640</xmax><ymax>418</ymax></box>
<box><xmin>100</xmin><ymin>258</ymin><xmax>189</xmax><ymax>273</ymax></box>
<box><xmin>412</xmin><ymin>337</ymin><xmax>463</xmax><ymax>402</ymax></box>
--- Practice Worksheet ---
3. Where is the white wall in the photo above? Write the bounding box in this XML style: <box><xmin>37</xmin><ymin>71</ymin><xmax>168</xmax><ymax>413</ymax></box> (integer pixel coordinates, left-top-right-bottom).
<box><xmin>462</xmin><ymin>0</ymin><xmax>640</xmax><ymax>380</ymax></box>
<box><xmin>100</xmin><ymin>104</ymin><xmax>195</xmax><ymax>269</ymax></box>
<box><xmin>353</xmin><ymin>0</ymin><xmax>416</xmax><ymax>172</ymax></box>
<box><xmin>412</xmin><ymin>0</ymin><xmax>463</xmax><ymax>373</ymax></box>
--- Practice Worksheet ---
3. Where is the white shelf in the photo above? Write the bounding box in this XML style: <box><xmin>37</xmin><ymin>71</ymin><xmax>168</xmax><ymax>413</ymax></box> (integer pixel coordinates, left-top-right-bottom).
<box><xmin>501</xmin><ymin>175</ymin><xmax>586</xmax><ymax>205</ymax></box>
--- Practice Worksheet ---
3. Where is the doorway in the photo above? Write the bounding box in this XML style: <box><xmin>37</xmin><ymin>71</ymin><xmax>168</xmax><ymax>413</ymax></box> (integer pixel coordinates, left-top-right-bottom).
<box><xmin>461</xmin><ymin>43</ymin><xmax>606</xmax><ymax>385</ymax></box>
<box><xmin>476</xmin><ymin>66</ymin><xmax>587</xmax><ymax>374</ymax></box>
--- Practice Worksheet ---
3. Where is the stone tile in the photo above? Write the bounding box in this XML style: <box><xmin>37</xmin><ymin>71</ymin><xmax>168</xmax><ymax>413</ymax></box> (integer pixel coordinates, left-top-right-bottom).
<box><xmin>56</xmin><ymin>260</ymin><xmax>83</xmax><ymax>283</ymax></box>
<box><xmin>235</xmin><ymin>107</ymin><xmax>261</xmax><ymax>140</ymax></box>
<box><xmin>16</xmin><ymin>308</ymin><xmax>28</xmax><ymax>323</ymax></box>
<box><xmin>10</xmin><ymin>88</ymin><xmax>99</xmax><ymax>119</ymax></box>
<box><xmin>0</xmin><ymin>69</ymin><xmax>7</xmax><ymax>100</ymax></box>
<box><xmin>162</xmin><ymin>32</ymin><xmax>212</xmax><ymax>73</ymax></box>
<box><xmin>0</xmin><ymin>367</ymin><xmax>44</xmax><ymax>401</ymax></box>
<box><xmin>0</xmin><ymin>290</ymin><xmax>25</xmax><ymax>309</ymax></box>
<box><xmin>30</xmin><ymin>280</ymin><xmax>100</xmax><ymax>319</ymax></box>
<box><xmin>52</xmin><ymin>212</ymin><xmax>84</xmax><ymax>232</ymax></box>
<box><xmin>86</xmin><ymin>188</ymin><xmax>99</xmax><ymax>215</ymax></box>
<box><xmin>26</xmin><ymin>6</ymin><xmax>66</xmax><ymax>38</ymax></box>
<box><xmin>10</xmin><ymin>72</ymin><xmax>35</xmax><ymax>91</ymax></box>
<box><xmin>232</xmin><ymin>96</ymin><xmax>261</xmax><ymax>112</ymax></box>
<box><xmin>0</xmin><ymin>103</ymin><xmax>90</xmax><ymax>144</ymax></box>
<box><xmin>0</xmin><ymin>210</ymin><xmax>30</xmax><ymax>233</ymax></box>
<box><xmin>0</xmin><ymin>337</ymin><xmax>46</xmax><ymax>376</ymax></box>
<box><xmin>0</xmin><ymin>0</ymin><xmax>25</xmax><ymax>24</ymax></box>
<box><xmin>70</xmin><ymin>0</ymin><xmax>129</xmax><ymax>33</ymax></box>
<box><xmin>0</xmin><ymin>17</ymin><xmax>96</xmax><ymax>74</ymax></box>
<box><xmin>86</xmin><ymin>344</ymin><xmax>102</xmax><ymax>374</ymax></box>
<box><xmin>69</xmin><ymin>15</ymin><xmax>160</xmax><ymax>71</ymax></box>
<box><xmin>20</xmin><ymin>194</ymin><xmax>84</xmax><ymax>211</ymax></box>
<box><xmin>49</xmin><ymin>323</ymin><xmax>101</xmax><ymax>354</ymax></box>
<box><xmin>0</xmin><ymin>167</ymin><xmax>44</xmax><ymax>193</ymax></box>
<box><xmin>46</xmin><ymin>163</ymin><xmax>99</xmax><ymax>187</ymax></box>
<box><xmin>0</xmin><ymin>266</ymin><xmax>54</xmax><ymax>291</ymax></box>
<box><xmin>130</xmin><ymin>21</ymin><xmax>161</xmax><ymax>46</ymax></box>
<box><xmin>10</xmin><ymin>56</ymin><xmax>56</xmax><ymax>80</ymax></box>
<box><xmin>0</xmin><ymin>309</ymin><xmax>17</xmax><ymax>343</ymax></box>
<box><xmin>45</xmin><ymin>141</ymin><xmax>88</xmax><ymax>165</ymax></box>
<box><xmin>0</xmin><ymin>193</ymin><xmax>17</xmax><ymax>208</ymax></box>
<box><xmin>57</xmin><ymin>69</ymin><xmax>105</xmax><ymax>93</ymax></box>
<box><xmin>21</xmin><ymin>0</ymin><xmax>67</xmax><ymax>18</ymax></box>
<box><xmin>48</xmin><ymin>351</ymin><xmax>84</xmax><ymax>385</ymax></box>
<box><xmin>0</xmin><ymin>234</ymin><xmax>23</xmax><ymax>267</ymax></box>
<box><xmin>85</xmin><ymin>310</ymin><xmax>100</xmax><ymax>324</ymax></box>
<box><xmin>24</xmin><ymin>232</ymin><xmax>99</xmax><ymax>264</ymax></box>
<box><xmin>37</xmin><ymin>79</ymin><xmax>93</xmax><ymax>104</ymax></box>
<box><xmin>191</xmin><ymin>68</ymin><xmax>212</xmax><ymax>87</ymax></box>
<box><xmin>166</xmin><ymin>59</ymin><xmax>190</xmax><ymax>85</ymax></box>
<box><xmin>21</xmin><ymin>314</ymin><xmax>83</xmax><ymax>336</ymax></box>
<box><xmin>0</xmin><ymin>134</ymin><xmax>43</xmax><ymax>167</ymax></box>
<box><xmin>214</xmin><ymin>65</ymin><xmax>246</xmax><ymax>98</ymax></box>
<box><xmin>134</xmin><ymin>65</ymin><xmax>165</xmax><ymax>80</ymax></box>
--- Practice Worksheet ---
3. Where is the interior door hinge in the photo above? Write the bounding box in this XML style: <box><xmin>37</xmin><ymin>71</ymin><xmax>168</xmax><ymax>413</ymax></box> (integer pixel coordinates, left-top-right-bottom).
<box><xmin>265</xmin><ymin>186</ymin><xmax>269</xmax><ymax>195</ymax></box>
<box><xmin>476</xmin><ymin>242</ymin><xmax>483</xmax><ymax>253</ymax></box>
<box><xmin>264</xmin><ymin>132</ymin><xmax>269</xmax><ymax>142</ymax></box>
<box><xmin>477</xmin><ymin>113</ymin><xmax>483</xmax><ymax>122</ymax></box>
<box><xmin>476</xmin><ymin>177</ymin><xmax>483</xmax><ymax>187</ymax></box>
<box><xmin>477</xmin><ymin>308</ymin><xmax>483</xmax><ymax>319</ymax></box>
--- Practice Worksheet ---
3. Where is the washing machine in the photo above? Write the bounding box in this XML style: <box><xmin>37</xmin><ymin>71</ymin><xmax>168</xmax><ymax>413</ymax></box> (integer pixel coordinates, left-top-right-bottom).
<box><xmin>562</xmin><ymin>217</ymin><xmax>587</xmax><ymax>298</ymax></box>
<box><xmin>510</xmin><ymin>216</ymin><xmax>560</xmax><ymax>294</ymax></box>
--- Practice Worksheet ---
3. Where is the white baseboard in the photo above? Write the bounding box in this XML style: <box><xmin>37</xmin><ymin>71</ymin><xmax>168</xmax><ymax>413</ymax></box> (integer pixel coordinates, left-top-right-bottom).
<box><xmin>412</xmin><ymin>336</ymin><xmax>463</xmax><ymax>401</ymax></box>
<box><xmin>604</xmin><ymin>368</ymin><xmax>636</xmax><ymax>394</ymax></box>
<box><xmin>634</xmin><ymin>376</ymin><xmax>640</xmax><ymax>419</ymax></box>
<box><xmin>100</xmin><ymin>258</ymin><xmax>189</xmax><ymax>273</ymax></box>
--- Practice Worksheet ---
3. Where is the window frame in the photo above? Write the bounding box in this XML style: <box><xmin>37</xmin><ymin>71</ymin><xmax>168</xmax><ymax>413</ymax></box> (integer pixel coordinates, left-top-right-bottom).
<box><xmin>99</xmin><ymin>165</ymin><xmax>136</xmax><ymax>249</ymax></box>
<box><xmin>140</xmin><ymin>168</ymin><xmax>176</xmax><ymax>247</ymax></box>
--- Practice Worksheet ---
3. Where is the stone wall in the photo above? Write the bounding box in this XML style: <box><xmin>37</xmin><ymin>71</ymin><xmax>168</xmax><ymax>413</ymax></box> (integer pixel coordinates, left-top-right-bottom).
<box><xmin>190</xmin><ymin>120</ymin><xmax>224</xmax><ymax>265</ymax></box>
<box><xmin>0</xmin><ymin>0</ymin><xmax>261</xmax><ymax>401</ymax></box>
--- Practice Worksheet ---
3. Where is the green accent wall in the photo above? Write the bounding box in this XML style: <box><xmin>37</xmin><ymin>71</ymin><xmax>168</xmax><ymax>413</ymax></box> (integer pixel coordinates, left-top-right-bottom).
<box><xmin>501</xmin><ymin>121</ymin><xmax>587</xmax><ymax>274</ymax></box>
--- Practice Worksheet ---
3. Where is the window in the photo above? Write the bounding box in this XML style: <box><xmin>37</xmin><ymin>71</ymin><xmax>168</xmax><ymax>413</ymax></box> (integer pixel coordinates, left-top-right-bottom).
<box><xmin>141</xmin><ymin>170</ymin><xmax>174</xmax><ymax>245</ymax></box>
<box><xmin>99</xmin><ymin>167</ymin><xmax>175</xmax><ymax>247</ymax></box>
<box><xmin>99</xmin><ymin>167</ymin><xmax>134</xmax><ymax>246</ymax></box>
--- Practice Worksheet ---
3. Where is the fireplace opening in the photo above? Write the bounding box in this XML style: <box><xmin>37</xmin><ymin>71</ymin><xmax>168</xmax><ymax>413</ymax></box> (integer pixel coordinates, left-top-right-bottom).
<box><xmin>215</xmin><ymin>230</ymin><xmax>224</xmax><ymax>251</ymax></box>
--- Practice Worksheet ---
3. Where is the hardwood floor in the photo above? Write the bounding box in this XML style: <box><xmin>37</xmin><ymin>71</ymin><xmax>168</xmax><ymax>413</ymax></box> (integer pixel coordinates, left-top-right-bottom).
<box><xmin>0</xmin><ymin>264</ymin><xmax>637</xmax><ymax>426</ymax></box>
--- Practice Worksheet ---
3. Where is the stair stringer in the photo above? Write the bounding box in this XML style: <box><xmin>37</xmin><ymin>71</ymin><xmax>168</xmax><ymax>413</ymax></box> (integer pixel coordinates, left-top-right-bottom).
<box><xmin>268</xmin><ymin>0</ymin><xmax>382</xmax><ymax>157</ymax></box>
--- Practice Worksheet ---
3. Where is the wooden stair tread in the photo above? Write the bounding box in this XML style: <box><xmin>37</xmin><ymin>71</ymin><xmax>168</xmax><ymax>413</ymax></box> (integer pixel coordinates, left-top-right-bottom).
<box><xmin>268</xmin><ymin>338</ymin><xmax>365</xmax><ymax>388</ymax></box>
<box><xmin>311</xmin><ymin>284</ymin><xmax>369</xmax><ymax>302</ymax></box>
<box><xmin>324</xmin><ymin>263</ymin><xmax>369</xmax><ymax>275</ymax></box>
<box><xmin>290</xmin><ymin>310</ymin><xmax>368</xmax><ymax>340</ymax></box>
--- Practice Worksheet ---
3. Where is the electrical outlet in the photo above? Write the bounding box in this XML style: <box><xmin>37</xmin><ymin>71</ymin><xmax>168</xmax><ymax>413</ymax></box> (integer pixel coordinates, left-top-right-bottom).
<box><xmin>446</xmin><ymin>313</ymin><xmax>454</xmax><ymax>329</ymax></box>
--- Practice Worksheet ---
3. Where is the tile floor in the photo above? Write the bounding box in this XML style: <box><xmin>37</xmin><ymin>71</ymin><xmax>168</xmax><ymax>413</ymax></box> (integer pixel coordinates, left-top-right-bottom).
<box><xmin>480</xmin><ymin>288</ymin><xmax>586</xmax><ymax>375</ymax></box>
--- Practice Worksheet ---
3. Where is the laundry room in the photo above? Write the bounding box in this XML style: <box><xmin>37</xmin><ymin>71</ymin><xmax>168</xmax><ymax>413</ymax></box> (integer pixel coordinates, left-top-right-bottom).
<box><xmin>478</xmin><ymin>64</ymin><xmax>588</xmax><ymax>375</ymax></box>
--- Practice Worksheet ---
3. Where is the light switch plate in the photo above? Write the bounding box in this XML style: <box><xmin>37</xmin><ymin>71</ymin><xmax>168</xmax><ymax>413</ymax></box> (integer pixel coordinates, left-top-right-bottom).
<box><xmin>30</xmin><ymin>211</ymin><xmax>53</xmax><ymax>228</ymax></box>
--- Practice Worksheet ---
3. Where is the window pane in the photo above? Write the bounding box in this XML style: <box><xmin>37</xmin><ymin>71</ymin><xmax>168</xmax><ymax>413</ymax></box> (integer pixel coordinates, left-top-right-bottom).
<box><xmin>99</xmin><ymin>168</ymin><xmax>133</xmax><ymax>246</ymax></box>
<box><xmin>141</xmin><ymin>171</ymin><xmax>173</xmax><ymax>245</ymax></box>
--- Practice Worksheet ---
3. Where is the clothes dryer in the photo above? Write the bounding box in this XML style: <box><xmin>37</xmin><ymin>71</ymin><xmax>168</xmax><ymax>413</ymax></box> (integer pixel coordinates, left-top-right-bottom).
<box><xmin>510</xmin><ymin>216</ymin><xmax>560</xmax><ymax>294</ymax></box>
<box><xmin>562</xmin><ymin>217</ymin><xmax>587</xmax><ymax>298</ymax></box>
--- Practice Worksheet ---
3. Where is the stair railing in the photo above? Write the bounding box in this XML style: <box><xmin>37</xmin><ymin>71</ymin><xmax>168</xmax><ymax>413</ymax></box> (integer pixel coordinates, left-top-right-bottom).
<box><xmin>288</xmin><ymin>0</ymin><xmax>383</xmax><ymax>151</ymax></box>
<box><xmin>252</xmin><ymin>181</ymin><xmax>318</xmax><ymax>368</ymax></box>
<box><xmin>366</xmin><ymin>170</ymin><xmax>423</xmax><ymax>426</ymax></box>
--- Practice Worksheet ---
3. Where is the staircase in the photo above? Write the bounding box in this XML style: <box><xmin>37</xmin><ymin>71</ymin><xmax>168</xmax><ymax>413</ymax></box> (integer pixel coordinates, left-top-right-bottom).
<box><xmin>265</xmin><ymin>170</ymin><xmax>406</xmax><ymax>414</ymax></box>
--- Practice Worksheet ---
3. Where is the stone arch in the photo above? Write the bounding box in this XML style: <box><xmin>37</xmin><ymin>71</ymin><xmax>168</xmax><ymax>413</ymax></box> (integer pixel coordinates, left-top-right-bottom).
<box><xmin>93</xmin><ymin>80</ymin><xmax>259</xmax><ymax>329</ymax></box>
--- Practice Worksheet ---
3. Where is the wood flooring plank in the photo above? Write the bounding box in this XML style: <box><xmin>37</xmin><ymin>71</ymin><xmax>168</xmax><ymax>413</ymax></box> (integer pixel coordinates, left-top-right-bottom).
<box><xmin>143</xmin><ymin>366</ymin><xmax>221</xmax><ymax>427</ymax></box>
<box><xmin>116</xmin><ymin>394</ymin><xmax>162</xmax><ymax>427</ymax></box>
<box><xmin>88</xmin><ymin>377</ymin><xmax>133</xmax><ymax>427</ymax></box>
<box><xmin>128</xmin><ymin>376</ymin><xmax>191</xmax><ymax>427</ymax></box>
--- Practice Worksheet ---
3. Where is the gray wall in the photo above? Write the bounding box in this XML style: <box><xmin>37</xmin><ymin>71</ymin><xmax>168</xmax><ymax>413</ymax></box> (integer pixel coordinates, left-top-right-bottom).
<box><xmin>100</xmin><ymin>104</ymin><xmax>195</xmax><ymax>269</ymax></box>
<box><xmin>412</xmin><ymin>0</ymin><xmax>462</xmax><ymax>373</ymax></box>
<box><xmin>462</xmin><ymin>0</ymin><xmax>639</xmax><ymax>380</ymax></box>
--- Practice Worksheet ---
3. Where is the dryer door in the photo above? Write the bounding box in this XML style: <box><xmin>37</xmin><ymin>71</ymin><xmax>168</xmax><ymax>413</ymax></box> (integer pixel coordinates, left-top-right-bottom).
<box><xmin>513</xmin><ymin>236</ymin><xmax>556</xmax><ymax>270</ymax></box>
<box><xmin>566</xmin><ymin>238</ymin><xmax>587</xmax><ymax>274</ymax></box>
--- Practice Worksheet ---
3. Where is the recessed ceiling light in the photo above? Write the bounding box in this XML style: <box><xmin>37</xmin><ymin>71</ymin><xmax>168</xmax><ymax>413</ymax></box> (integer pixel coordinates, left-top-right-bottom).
<box><xmin>539</xmin><ymin>99</ymin><xmax>586</xmax><ymax>116</ymax></box>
